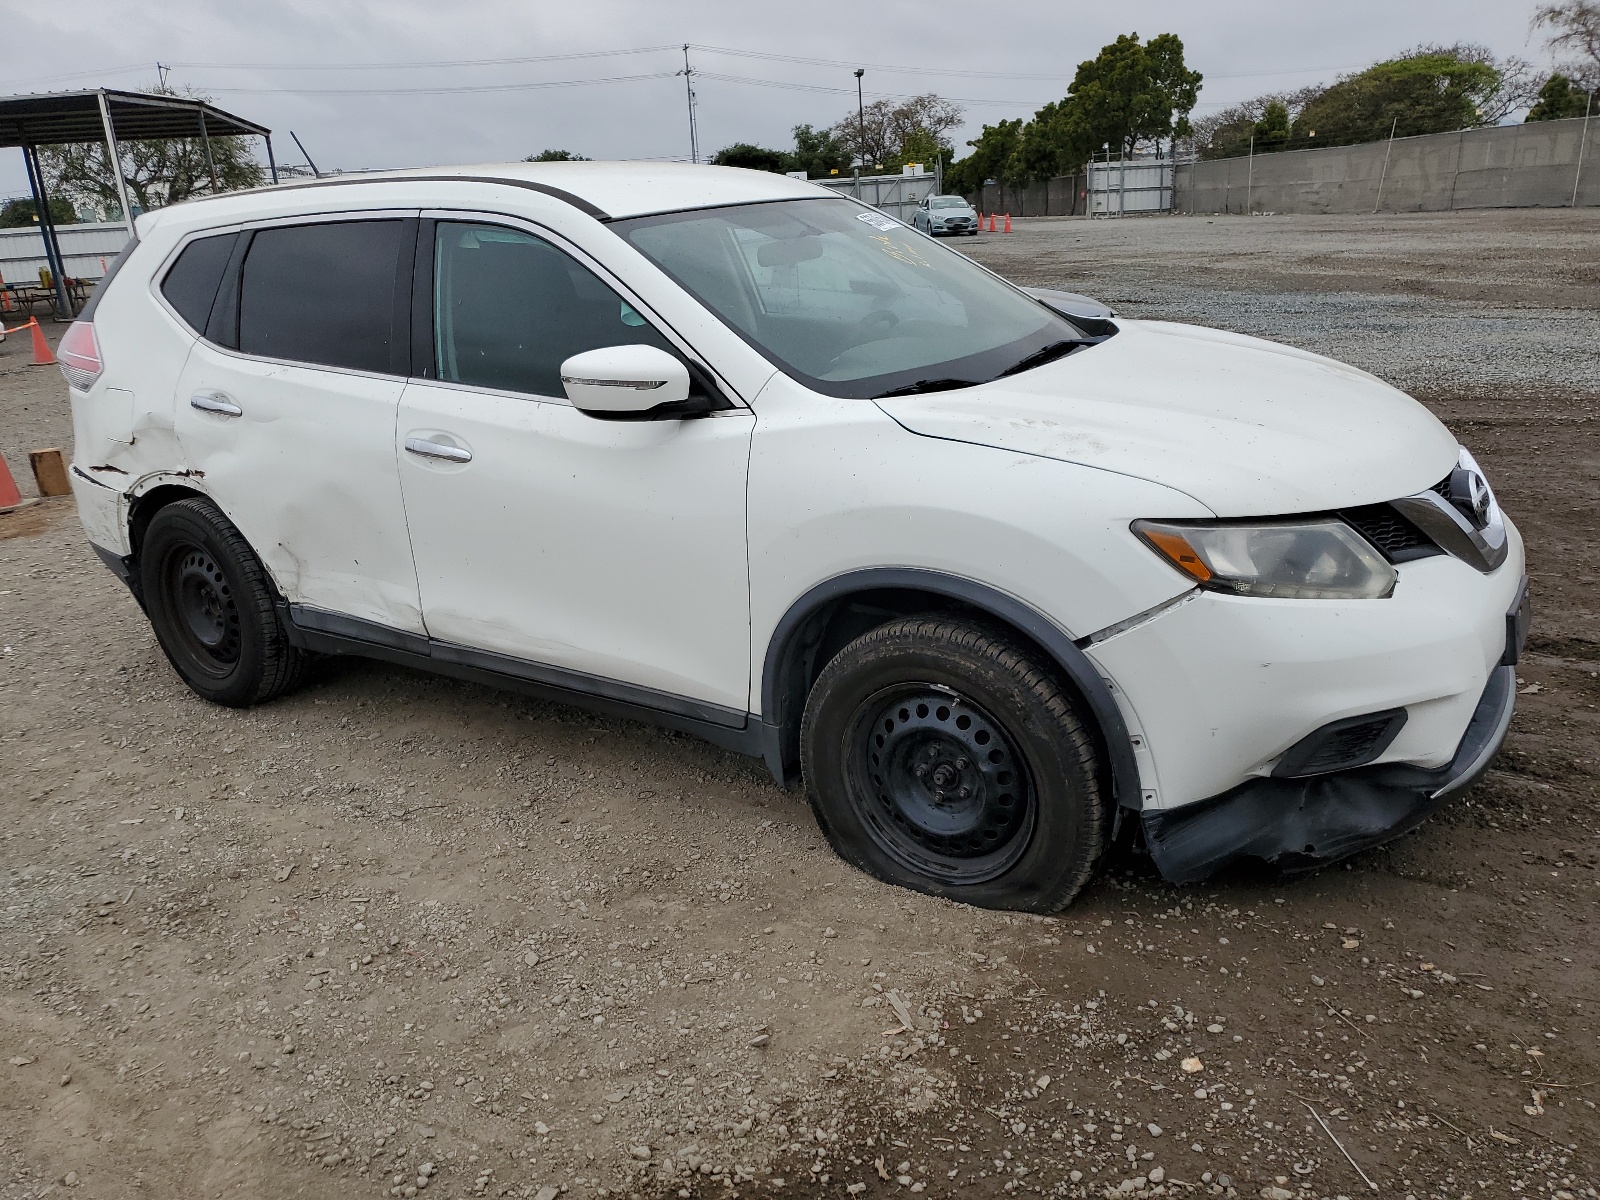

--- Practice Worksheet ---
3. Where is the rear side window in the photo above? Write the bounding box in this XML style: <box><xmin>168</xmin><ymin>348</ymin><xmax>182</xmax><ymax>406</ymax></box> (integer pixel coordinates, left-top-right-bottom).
<box><xmin>238</xmin><ymin>220</ymin><xmax>404</xmax><ymax>373</ymax></box>
<box><xmin>432</xmin><ymin>221</ymin><xmax>675</xmax><ymax>397</ymax></box>
<box><xmin>160</xmin><ymin>232</ymin><xmax>238</xmax><ymax>333</ymax></box>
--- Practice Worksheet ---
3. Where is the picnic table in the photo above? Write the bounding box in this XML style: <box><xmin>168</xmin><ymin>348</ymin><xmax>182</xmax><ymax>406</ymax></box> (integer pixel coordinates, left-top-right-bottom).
<box><xmin>2</xmin><ymin>277</ymin><xmax>94</xmax><ymax>317</ymax></box>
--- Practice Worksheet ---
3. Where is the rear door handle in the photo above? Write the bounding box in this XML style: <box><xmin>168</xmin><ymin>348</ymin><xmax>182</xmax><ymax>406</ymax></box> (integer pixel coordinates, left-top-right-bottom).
<box><xmin>190</xmin><ymin>391</ymin><xmax>242</xmax><ymax>417</ymax></box>
<box><xmin>404</xmin><ymin>437</ymin><xmax>472</xmax><ymax>463</ymax></box>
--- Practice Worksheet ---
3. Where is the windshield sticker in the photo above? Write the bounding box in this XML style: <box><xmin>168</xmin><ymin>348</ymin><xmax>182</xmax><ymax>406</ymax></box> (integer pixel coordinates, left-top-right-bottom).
<box><xmin>856</xmin><ymin>211</ymin><xmax>902</xmax><ymax>232</ymax></box>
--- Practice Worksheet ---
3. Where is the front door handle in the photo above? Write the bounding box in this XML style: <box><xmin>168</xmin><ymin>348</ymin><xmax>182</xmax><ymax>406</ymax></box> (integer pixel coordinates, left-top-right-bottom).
<box><xmin>404</xmin><ymin>437</ymin><xmax>472</xmax><ymax>463</ymax></box>
<box><xmin>190</xmin><ymin>391</ymin><xmax>242</xmax><ymax>417</ymax></box>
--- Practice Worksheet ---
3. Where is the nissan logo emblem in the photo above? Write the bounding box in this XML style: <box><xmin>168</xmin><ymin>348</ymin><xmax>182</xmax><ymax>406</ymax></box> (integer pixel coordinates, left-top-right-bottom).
<box><xmin>1449</xmin><ymin>466</ymin><xmax>1494</xmax><ymax>529</ymax></box>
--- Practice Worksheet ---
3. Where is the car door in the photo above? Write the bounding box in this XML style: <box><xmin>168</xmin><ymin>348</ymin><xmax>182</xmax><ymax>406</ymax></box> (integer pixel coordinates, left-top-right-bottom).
<box><xmin>172</xmin><ymin>215</ymin><xmax>425</xmax><ymax>636</ymax></box>
<box><xmin>396</xmin><ymin>217</ymin><xmax>755</xmax><ymax>718</ymax></box>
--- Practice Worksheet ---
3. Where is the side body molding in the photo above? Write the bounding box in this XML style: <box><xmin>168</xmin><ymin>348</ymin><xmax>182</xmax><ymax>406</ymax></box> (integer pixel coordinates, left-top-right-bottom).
<box><xmin>759</xmin><ymin>568</ymin><xmax>1141</xmax><ymax>810</ymax></box>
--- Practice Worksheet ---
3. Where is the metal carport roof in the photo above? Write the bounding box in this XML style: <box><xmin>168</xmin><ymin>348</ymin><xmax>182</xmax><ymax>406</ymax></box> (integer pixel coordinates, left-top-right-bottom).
<box><xmin>0</xmin><ymin>88</ymin><xmax>276</xmax><ymax>319</ymax></box>
<box><xmin>0</xmin><ymin>88</ymin><xmax>270</xmax><ymax>148</ymax></box>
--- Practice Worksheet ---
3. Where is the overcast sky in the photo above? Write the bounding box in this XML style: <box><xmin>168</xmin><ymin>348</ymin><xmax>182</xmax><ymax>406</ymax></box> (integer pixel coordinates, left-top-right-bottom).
<box><xmin>0</xmin><ymin>0</ymin><xmax>1565</xmax><ymax>201</ymax></box>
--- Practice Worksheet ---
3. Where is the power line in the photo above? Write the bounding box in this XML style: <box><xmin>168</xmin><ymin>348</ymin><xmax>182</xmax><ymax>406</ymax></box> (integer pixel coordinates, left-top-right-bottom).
<box><xmin>164</xmin><ymin>45</ymin><xmax>678</xmax><ymax>71</ymax></box>
<box><xmin>688</xmin><ymin>45</ymin><xmax>1073</xmax><ymax>81</ymax></box>
<box><xmin>694</xmin><ymin>71</ymin><xmax>1048</xmax><ymax>108</ymax></box>
<box><xmin>200</xmin><ymin>71</ymin><xmax>679</xmax><ymax>97</ymax></box>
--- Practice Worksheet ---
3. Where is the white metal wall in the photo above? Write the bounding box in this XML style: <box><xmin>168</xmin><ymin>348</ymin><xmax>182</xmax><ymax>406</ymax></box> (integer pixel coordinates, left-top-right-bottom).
<box><xmin>1087</xmin><ymin>160</ymin><xmax>1174</xmax><ymax>216</ymax></box>
<box><xmin>0</xmin><ymin>221</ymin><xmax>131</xmax><ymax>284</ymax></box>
<box><xmin>813</xmin><ymin>172</ymin><xmax>938</xmax><ymax>221</ymax></box>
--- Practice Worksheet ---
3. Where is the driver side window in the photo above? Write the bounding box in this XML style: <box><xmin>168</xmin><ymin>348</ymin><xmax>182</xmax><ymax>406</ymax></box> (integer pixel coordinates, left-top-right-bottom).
<box><xmin>431</xmin><ymin>221</ymin><xmax>675</xmax><ymax>397</ymax></box>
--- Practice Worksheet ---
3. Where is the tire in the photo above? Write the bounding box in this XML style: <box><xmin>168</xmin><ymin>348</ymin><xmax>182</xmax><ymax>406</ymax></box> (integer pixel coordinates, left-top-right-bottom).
<box><xmin>138</xmin><ymin>497</ymin><xmax>312</xmax><ymax>707</ymax></box>
<box><xmin>800</xmin><ymin>616</ymin><xmax>1109</xmax><ymax>912</ymax></box>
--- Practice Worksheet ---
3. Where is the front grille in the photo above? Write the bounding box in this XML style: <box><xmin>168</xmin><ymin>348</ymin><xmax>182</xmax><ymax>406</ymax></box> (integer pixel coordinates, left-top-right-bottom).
<box><xmin>1341</xmin><ymin>503</ymin><xmax>1442</xmax><ymax>563</ymax></box>
<box><xmin>1430</xmin><ymin>473</ymin><xmax>1452</xmax><ymax>500</ymax></box>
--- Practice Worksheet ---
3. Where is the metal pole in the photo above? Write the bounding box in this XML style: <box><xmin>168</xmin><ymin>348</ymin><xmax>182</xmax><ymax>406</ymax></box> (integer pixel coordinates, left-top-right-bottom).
<box><xmin>1573</xmin><ymin>92</ymin><xmax>1593</xmax><ymax>208</ymax></box>
<box><xmin>855</xmin><ymin>69</ymin><xmax>866</xmax><ymax>174</ymax></box>
<box><xmin>1446</xmin><ymin>128</ymin><xmax>1465</xmax><ymax>211</ymax></box>
<box><xmin>1372</xmin><ymin>116</ymin><xmax>1398</xmax><ymax>215</ymax></box>
<box><xmin>679</xmin><ymin>46</ymin><xmax>699</xmax><ymax>165</ymax></box>
<box><xmin>22</xmin><ymin>144</ymin><xmax>75</xmax><ymax>319</ymax></box>
<box><xmin>290</xmin><ymin>131</ymin><xmax>322</xmax><ymax>178</ymax></box>
<box><xmin>198</xmin><ymin>110</ymin><xmax>219</xmax><ymax>193</ymax></box>
<box><xmin>264</xmin><ymin>134</ymin><xmax>279</xmax><ymax>184</ymax></box>
<box><xmin>1246</xmin><ymin>134</ymin><xmax>1253</xmax><ymax>214</ymax></box>
<box><xmin>96</xmin><ymin>90</ymin><xmax>137</xmax><ymax>238</ymax></box>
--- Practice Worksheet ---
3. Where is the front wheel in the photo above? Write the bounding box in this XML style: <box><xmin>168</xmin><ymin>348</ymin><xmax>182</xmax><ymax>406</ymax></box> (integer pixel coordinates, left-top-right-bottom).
<box><xmin>139</xmin><ymin>497</ymin><xmax>312</xmax><ymax>706</ymax></box>
<box><xmin>800</xmin><ymin>616</ymin><xmax>1109</xmax><ymax>911</ymax></box>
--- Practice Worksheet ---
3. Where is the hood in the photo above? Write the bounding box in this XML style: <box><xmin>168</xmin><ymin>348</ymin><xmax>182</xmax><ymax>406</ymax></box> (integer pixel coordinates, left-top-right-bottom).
<box><xmin>875</xmin><ymin>319</ymin><xmax>1459</xmax><ymax>516</ymax></box>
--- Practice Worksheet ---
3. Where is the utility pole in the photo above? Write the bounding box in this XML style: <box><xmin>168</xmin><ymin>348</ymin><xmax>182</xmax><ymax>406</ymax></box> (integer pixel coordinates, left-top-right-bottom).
<box><xmin>156</xmin><ymin>61</ymin><xmax>170</xmax><ymax>88</ymax></box>
<box><xmin>1573</xmin><ymin>91</ymin><xmax>1593</xmax><ymax>207</ymax></box>
<box><xmin>678</xmin><ymin>46</ymin><xmax>700</xmax><ymax>165</ymax></box>
<box><xmin>1372</xmin><ymin>116</ymin><xmax>1398</xmax><ymax>215</ymax></box>
<box><xmin>855</xmin><ymin>68</ymin><xmax>866</xmax><ymax>174</ymax></box>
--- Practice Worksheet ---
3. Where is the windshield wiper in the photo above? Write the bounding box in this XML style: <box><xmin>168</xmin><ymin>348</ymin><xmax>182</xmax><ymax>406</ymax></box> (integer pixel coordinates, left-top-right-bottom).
<box><xmin>872</xmin><ymin>377</ymin><xmax>981</xmax><ymax>398</ymax></box>
<box><xmin>997</xmin><ymin>339</ymin><xmax>1094</xmax><ymax>379</ymax></box>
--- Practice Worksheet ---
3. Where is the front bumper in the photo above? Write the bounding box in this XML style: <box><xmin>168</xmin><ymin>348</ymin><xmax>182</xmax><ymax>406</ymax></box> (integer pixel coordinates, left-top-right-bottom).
<box><xmin>1141</xmin><ymin>660</ymin><xmax>1517</xmax><ymax>882</ymax></box>
<box><xmin>1083</xmin><ymin>524</ymin><xmax>1527</xmax><ymax>879</ymax></box>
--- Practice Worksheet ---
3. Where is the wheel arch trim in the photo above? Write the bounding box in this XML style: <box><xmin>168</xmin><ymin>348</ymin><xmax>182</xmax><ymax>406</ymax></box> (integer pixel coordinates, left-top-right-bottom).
<box><xmin>759</xmin><ymin>567</ymin><xmax>1141</xmax><ymax>810</ymax></box>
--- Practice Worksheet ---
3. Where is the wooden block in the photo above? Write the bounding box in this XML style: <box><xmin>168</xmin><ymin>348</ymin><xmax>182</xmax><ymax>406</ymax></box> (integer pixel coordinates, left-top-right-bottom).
<box><xmin>29</xmin><ymin>448</ymin><xmax>71</xmax><ymax>497</ymax></box>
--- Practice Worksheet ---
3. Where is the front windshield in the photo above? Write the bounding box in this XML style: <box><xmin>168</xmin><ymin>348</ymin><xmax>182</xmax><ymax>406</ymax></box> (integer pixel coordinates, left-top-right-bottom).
<box><xmin>614</xmin><ymin>197</ymin><xmax>1083</xmax><ymax>399</ymax></box>
<box><xmin>929</xmin><ymin>197</ymin><xmax>968</xmax><ymax>209</ymax></box>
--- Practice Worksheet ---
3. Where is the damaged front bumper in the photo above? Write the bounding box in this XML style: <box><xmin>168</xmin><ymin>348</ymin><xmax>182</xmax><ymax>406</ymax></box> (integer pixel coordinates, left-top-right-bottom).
<box><xmin>1142</xmin><ymin>661</ymin><xmax>1518</xmax><ymax>884</ymax></box>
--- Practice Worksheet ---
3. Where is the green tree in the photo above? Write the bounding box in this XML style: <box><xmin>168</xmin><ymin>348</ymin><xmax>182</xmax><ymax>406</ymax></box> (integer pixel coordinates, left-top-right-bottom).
<box><xmin>39</xmin><ymin>83</ymin><xmax>264</xmax><ymax>218</ymax></box>
<box><xmin>943</xmin><ymin>118</ymin><xmax>1024</xmax><ymax>195</ymax></box>
<box><xmin>1291</xmin><ymin>50</ymin><xmax>1503</xmax><ymax>147</ymax></box>
<box><xmin>1010</xmin><ymin>100</ymin><xmax>1089</xmax><ymax>183</ymax></box>
<box><xmin>1059</xmin><ymin>32</ymin><xmax>1203</xmax><ymax>159</ymax></box>
<box><xmin>1252</xmin><ymin>101</ymin><xmax>1292</xmax><ymax>151</ymax></box>
<box><xmin>0</xmin><ymin>196</ymin><xmax>78</xmax><ymax>228</ymax></box>
<box><xmin>1527</xmin><ymin>72</ymin><xmax>1596</xmax><ymax>118</ymax></box>
<box><xmin>830</xmin><ymin>93</ymin><xmax>963</xmax><ymax>172</ymax></box>
<box><xmin>525</xmin><ymin>149</ymin><xmax>589</xmax><ymax>161</ymax></box>
<box><xmin>790</xmin><ymin>124</ymin><xmax>851</xmax><ymax>177</ymax></box>
<box><xmin>710</xmin><ymin>143</ymin><xmax>794</xmax><ymax>173</ymax></box>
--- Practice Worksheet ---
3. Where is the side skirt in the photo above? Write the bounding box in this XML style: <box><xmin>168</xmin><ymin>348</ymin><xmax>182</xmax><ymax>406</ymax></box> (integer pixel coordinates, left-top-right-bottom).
<box><xmin>280</xmin><ymin>604</ymin><xmax>768</xmax><ymax>761</ymax></box>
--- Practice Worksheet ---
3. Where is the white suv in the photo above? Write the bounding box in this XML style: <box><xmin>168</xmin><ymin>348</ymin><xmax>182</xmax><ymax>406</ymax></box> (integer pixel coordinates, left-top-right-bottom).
<box><xmin>62</xmin><ymin>163</ymin><xmax>1528</xmax><ymax>911</ymax></box>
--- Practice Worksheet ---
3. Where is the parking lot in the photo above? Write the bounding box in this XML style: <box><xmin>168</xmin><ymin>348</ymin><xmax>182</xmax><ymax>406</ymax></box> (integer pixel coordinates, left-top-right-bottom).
<box><xmin>1</xmin><ymin>209</ymin><xmax>1596</xmax><ymax>1200</ymax></box>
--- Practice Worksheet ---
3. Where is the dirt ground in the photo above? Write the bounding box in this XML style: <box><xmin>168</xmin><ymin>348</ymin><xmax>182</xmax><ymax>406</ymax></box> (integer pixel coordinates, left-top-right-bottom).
<box><xmin>1</xmin><ymin>210</ymin><xmax>1597</xmax><ymax>1200</ymax></box>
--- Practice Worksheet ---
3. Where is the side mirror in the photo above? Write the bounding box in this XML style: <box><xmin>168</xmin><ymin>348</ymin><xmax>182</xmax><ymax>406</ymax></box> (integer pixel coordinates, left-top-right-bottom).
<box><xmin>560</xmin><ymin>345</ymin><xmax>693</xmax><ymax>419</ymax></box>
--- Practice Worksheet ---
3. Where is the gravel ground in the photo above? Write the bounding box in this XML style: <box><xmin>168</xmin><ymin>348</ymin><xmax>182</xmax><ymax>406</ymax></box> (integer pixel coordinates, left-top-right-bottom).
<box><xmin>962</xmin><ymin>208</ymin><xmax>1600</xmax><ymax>400</ymax></box>
<box><xmin>1</xmin><ymin>211</ymin><xmax>1597</xmax><ymax>1200</ymax></box>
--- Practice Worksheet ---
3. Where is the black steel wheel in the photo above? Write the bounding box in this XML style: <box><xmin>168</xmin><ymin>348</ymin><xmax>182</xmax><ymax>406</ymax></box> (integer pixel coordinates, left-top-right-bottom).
<box><xmin>167</xmin><ymin>544</ymin><xmax>243</xmax><ymax>674</ymax></box>
<box><xmin>139</xmin><ymin>497</ymin><xmax>311</xmax><ymax>707</ymax></box>
<box><xmin>801</xmin><ymin>616</ymin><xmax>1110</xmax><ymax>912</ymax></box>
<box><xmin>845</xmin><ymin>685</ymin><xmax>1034</xmax><ymax>885</ymax></box>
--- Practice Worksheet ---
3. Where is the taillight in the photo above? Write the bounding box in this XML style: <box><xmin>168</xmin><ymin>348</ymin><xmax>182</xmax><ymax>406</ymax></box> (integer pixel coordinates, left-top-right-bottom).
<box><xmin>58</xmin><ymin>321</ymin><xmax>103</xmax><ymax>390</ymax></box>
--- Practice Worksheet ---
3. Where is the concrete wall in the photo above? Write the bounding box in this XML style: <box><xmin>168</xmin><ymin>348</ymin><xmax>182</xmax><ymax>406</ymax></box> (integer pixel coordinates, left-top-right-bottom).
<box><xmin>1176</xmin><ymin>116</ymin><xmax>1600</xmax><ymax>214</ymax></box>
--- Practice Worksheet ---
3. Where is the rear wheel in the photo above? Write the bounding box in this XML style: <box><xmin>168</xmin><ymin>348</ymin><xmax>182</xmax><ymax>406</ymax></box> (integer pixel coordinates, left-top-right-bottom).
<box><xmin>800</xmin><ymin>616</ymin><xmax>1109</xmax><ymax>911</ymax></box>
<box><xmin>139</xmin><ymin>498</ymin><xmax>311</xmax><ymax>706</ymax></box>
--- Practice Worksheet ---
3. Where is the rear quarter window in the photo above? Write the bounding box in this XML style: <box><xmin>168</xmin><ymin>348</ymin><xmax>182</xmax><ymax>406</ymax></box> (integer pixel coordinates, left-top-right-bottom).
<box><xmin>160</xmin><ymin>232</ymin><xmax>239</xmax><ymax>333</ymax></box>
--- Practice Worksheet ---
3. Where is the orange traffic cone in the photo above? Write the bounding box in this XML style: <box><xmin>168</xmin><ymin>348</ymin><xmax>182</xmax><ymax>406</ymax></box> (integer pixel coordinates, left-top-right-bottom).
<box><xmin>0</xmin><ymin>269</ymin><xmax>11</xmax><ymax>312</ymax></box>
<box><xmin>987</xmin><ymin>213</ymin><xmax>996</xmax><ymax>232</ymax></box>
<box><xmin>0</xmin><ymin>451</ymin><xmax>25</xmax><ymax>511</ymax></box>
<box><xmin>28</xmin><ymin>318</ymin><xmax>55</xmax><ymax>366</ymax></box>
<box><xmin>1004</xmin><ymin>213</ymin><xmax>1012</xmax><ymax>233</ymax></box>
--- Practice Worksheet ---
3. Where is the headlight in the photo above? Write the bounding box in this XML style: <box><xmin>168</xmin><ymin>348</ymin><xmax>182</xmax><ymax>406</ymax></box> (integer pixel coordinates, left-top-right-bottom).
<box><xmin>1133</xmin><ymin>518</ymin><xmax>1397</xmax><ymax>599</ymax></box>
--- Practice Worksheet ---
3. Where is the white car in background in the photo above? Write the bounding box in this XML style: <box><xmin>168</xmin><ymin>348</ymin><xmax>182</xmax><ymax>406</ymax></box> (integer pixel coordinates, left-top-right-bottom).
<box><xmin>61</xmin><ymin>163</ymin><xmax>1526</xmax><ymax>911</ymax></box>
<box><xmin>912</xmin><ymin>194</ymin><xmax>981</xmax><ymax>235</ymax></box>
